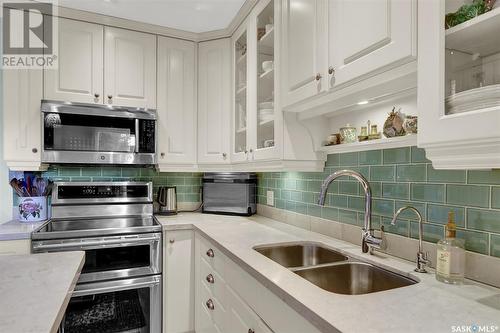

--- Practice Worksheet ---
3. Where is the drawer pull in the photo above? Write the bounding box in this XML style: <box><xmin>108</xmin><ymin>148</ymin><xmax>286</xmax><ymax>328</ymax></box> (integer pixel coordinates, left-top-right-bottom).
<box><xmin>248</xmin><ymin>330</ymin><xmax>255</xmax><ymax>333</ymax></box>
<box><xmin>206</xmin><ymin>274</ymin><xmax>214</xmax><ymax>284</ymax></box>
<box><xmin>206</xmin><ymin>299</ymin><xmax>215</xmax><ymax>310</ymax></box>
<box><xmin>206</xmin><ymin>248</ymin><xmax>214</xmax><ymax>257</ymax></box>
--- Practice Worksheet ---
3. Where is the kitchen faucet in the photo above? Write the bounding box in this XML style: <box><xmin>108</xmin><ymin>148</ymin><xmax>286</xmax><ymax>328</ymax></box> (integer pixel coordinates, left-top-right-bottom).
<box><xmin>317</xmin><ymin>170</ymin><xmax>383</xmax><ymax>253</ymax></box>
<box><xmin>391</xmin><ymin>206</ymin><xmax>429</xmax><ymax>273</ymax></box>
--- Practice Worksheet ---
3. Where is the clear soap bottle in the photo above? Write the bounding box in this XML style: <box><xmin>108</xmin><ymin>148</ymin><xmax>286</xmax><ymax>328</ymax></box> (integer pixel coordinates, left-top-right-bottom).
<box><xmin>436</xmin><ymin>212</ymin><xmax>466</xmax><ymax>284</ymax></box>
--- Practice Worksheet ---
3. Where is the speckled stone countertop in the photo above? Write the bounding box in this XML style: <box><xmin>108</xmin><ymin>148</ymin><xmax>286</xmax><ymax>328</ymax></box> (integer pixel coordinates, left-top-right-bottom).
<box><xmin>0</xmin><ymin>252</ymin><xmax>84</xmax><ymax>333</ymax></box>
<box><xmin>156</xmin><ymin>213</ymin><xmax>500</xmax><ymax>333</ymax></box>
<box><xmin>0</xmin><ymin>219</ymin><xmax>45</xmax><ymax>240</ymax></box>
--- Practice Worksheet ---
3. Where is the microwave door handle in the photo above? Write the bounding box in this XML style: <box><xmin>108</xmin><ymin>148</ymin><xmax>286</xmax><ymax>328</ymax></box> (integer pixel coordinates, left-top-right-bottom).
<box><xmin>72</xmin><ymin>276</ymin><xmax>161</xmax><ymax>297</ymax></box>
<box><xmin>135</xmin><ymin>119</ymin><xmax>139</xmax><ymax>153</ymax></box>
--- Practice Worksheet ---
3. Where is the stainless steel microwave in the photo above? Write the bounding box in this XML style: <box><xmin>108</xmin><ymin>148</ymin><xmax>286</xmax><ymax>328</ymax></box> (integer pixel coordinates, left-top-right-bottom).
<box><xmin>41</xmin><ymin>100</ymin><xmax>157</xmax><ymax>165</ymax></box>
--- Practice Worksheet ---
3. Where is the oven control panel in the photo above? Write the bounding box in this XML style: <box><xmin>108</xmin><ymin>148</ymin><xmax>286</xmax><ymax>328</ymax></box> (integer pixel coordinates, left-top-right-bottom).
<box><xmin>53</xmin><ymin>182</ymin><xmax>152</xmax><ymax>203</ymax></box>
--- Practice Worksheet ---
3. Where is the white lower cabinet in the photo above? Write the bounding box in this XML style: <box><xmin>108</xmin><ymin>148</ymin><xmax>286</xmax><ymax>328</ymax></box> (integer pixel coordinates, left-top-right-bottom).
<box><xmin>193</xmin><ymin>233</ymin><xmax>322</xmax><ymax>333</ymax></box>
<box><xmin>0</xmin><ymin>239</ymin><xmax>31</xmax><ymax>255</ymax></box>
<box><xmin>163</xmin><ymin>230</ymin><xmax>195</xmax><ymax>333</ymax></box>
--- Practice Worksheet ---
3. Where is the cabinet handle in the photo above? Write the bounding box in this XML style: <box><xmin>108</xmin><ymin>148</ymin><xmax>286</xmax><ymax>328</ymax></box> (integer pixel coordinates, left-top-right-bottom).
<box><xmin>328</xmin><ymin>66</ymin><xmax>335</xmax><ymax>75</ymax></box>
<box><xmin>206</xmin><ymin>248</ymin><xmax>214</xmax><ymax>258</ymax></box>
<box><xmin>248</xmin><ymin>330</ymin><xmax>255</xmax><ymax>333</ymax></box>
<box><xmin>32</xmin><ymin>148</ymin><xmax>38</xmax><ymax>154</ymax></box>
<box><xmin>107</xmin><ymin>95</ymin><xmax>113</xmax><ymax>104</ymax></box>
<box><xmin>169</xmin><ymin>239</ymin><xmax>175</xmax><ymax>244</ymax></box>
<box><xmin>206</xmin><ymin>274</ymin><xmax>214</xmax><ymax>284</ymax></box>
<box><xmin>206</xmin><ymin>299</ymin><xmax>215</xmax><ymax>310</ymax></box>
<box><xmin>315</xmin><ymin>73</ymin><xmax>322</xmax><ymax>81</ymax></box>
<box><xmin>94</xmin><ymin>93</ymin><xmax>100</xmax><ymax>102</ymax></box>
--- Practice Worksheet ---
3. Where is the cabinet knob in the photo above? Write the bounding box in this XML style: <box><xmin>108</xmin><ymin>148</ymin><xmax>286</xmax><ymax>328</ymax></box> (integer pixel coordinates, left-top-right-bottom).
<box><xmin>249</xmin><ymin>148</ymin><xmax>253</xmax><ymax>153</ymax></box>
<box><xmin>328</xmin><ymin>66</ymin><xmax>335</xmax><ymax>75</ymax></box>
<box><xmin>206</xmin><ymin>299</ymin><xmax>215</xmax><ymax>310</ymax></box>
<box><xmin>315</xmin><ymin>73</ymin><xmax>322</xmax><ymax>81</ymax></box>
<box><xmin>169</xmin><ymin>239</ymin><xmax>175</xmax><ymax>244</ymax></box>
<box><xmin>245</xmin><ymin>150</ymin><xmax>248</xmax><ymax>154</ymax></box>
<box><xmin>32</xmin><ymin>148</ymin><xmax>38</xmax><ymax>154</ymax></box>
<box><xmin>107</xmin><ymin>95</ymin><xmax>113</xmax><ymax>104</ymax></box>
<box><xmin>222</xmin><ymin>152</ymin><xmax>227</xmax><ymax>159</ymax></box>
<box><xmin>206</xmin><ymin>248</ymin><xmax>214</xmax><ymax>258</ymax></box>
<box><xmin>248</xmin><ymin>330</ymin><xmax>255</xmax><ymax>333</ymax></box>
<box><xmin>160</xmin><ymin>152</ymin><xmax>165</xmax><ymax>158</ymax></box>
<box><xmin>206</xmin><ymin>274</ymin><xmax>214</xmax><ymax>284</ymax></box>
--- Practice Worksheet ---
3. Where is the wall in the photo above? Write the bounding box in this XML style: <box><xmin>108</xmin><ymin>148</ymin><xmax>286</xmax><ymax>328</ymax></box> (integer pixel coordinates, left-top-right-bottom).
<box><xmin>0</xmin><ymin>18</ymin><xmax>14</xmax><ymax>221</ymax></box>
<box><xmin>257</xmin><ymin>146</ymin><xmax>500</xmax><ymax>259</ymax></box>
<box><xmin>39</xmin><ymin>166</ymin><xmax>202</xmax><ymax>203</ymax></box>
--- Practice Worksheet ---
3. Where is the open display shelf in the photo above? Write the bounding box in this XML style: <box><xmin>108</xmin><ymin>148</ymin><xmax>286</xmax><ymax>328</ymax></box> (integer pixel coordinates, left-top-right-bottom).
<box><xmin>317</xmin><ymin>135</ymin><xmax>417</xmax><ymax>154</ymax></box>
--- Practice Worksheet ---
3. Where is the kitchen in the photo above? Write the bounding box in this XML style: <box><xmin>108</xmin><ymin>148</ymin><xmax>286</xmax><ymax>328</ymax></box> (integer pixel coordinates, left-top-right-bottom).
<box><xmin>1</xmin><ymin>0</ymin><xmax>500</xmax><ymax>332</ymax></box>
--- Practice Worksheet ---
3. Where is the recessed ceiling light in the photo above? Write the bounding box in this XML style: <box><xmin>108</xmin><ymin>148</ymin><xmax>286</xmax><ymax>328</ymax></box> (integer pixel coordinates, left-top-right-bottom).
<box><xmin>357</xmin><ymin>100</ymin><xmax>369</xmax><ymax>105</ymax></box>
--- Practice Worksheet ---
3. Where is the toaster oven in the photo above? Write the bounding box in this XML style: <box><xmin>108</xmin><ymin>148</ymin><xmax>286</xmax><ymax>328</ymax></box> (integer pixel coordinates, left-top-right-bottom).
<box><xmin>202</xmin><ymin>173</ymin><xmax>257</xmax><ymax>216</ymax></box>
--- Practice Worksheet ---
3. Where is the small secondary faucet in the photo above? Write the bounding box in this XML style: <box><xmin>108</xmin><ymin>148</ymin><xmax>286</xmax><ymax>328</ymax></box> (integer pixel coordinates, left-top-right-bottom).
<box><xmin>391</xmin><ymin>206</ymin><xmax>429</xmax><ymax>273</ymax></box>
<box><xmin>317</xmin><ymin>170</ymin><xmax>383</xmax><ymax>254</ymax></box>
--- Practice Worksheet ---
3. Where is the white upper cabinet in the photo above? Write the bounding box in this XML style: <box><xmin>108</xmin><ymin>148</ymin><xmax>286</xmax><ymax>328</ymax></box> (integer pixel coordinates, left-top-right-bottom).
<box><xmin>418</xmin><ymin>0</ymin><xmax>500</xmax><ymax>169</ymax></box>
<box><xmin>281</xmin><ymin>0</ymin><xmax>326</xmax><ymax>107</ymax></box>
<box><xmin>157</xmin><ymin>37</ymin><xmax>197</xmax><ymax>168</ymax></box>
<box><xmin>197</xmin><ymin>39</ymin><xmax>231</xmax><ymax>165</ymax></box>
<box><xmin>3</xmin><ymin>68</ymin><xmax>44</xmax><ymax>171</ymax></box>
<box><xmin>328</xmin><ymin>0</ymin><xmax>416</xmax><ymax>88</ymax></box>
<box><xmin>104</xmin><ymin>27</ymin><xmax>156</xmax><ymax>108</ymax></box>
<box><xmin>44</xmin><ymin>18</ymin><xmax>103</xmax><ymax>104</ymax></box>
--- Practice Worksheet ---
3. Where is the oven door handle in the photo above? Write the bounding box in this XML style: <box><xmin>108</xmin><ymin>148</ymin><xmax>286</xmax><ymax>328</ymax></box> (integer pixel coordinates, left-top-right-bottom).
<box><xmin>32</xmin><ymin>234</ymin><xmax>160</xmax><ymax>251</ymax></box>
<box><xmin>72</xmin><ymin>275</ymin><xmax>161</xmax><ymax>297</ymax></box>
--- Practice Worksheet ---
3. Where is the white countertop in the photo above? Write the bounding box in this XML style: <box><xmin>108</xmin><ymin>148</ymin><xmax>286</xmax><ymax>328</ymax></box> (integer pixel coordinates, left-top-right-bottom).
<box><xmin>0</xmin><ymin>219</ymin><xmax>44</xmax><ymax>241</ymax></box>
<box><xmin>156</xmin><ymin>213</ymin><xmax>500</xmax><ymax>333</ymax></box>
<box><xmin>0</xmin><ymin>251</ymin><xmax>85</xmax><ymax>333</ymax></box>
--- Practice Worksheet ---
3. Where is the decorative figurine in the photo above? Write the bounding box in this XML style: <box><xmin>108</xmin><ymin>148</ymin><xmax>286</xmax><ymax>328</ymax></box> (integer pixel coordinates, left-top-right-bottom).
<box><xmin>383</xmin><ymin>107</ymin><xmax>406</xmax><ymax>138</ymax></box>
<box><xmin>403</xmin><ymin>115</ymin><xmax>418</xmax><ymax>134</ymax></box>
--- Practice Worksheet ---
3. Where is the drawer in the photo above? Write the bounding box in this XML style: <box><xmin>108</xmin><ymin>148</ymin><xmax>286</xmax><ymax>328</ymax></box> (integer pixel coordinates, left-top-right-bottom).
<box><xmin>200</xmin><ymin>256</ymin><xmax>227</xmax><ymax>305</ymax></box>
<box><xmin>198</xmin><ymin>234</ymin><xmax>227</xmax><ymax>274</ymax></box>
<box><xmin>198</xmin><ymin>279</ymin><xmax>227</xmax><ymax>331</ymax></box>
<box><xmin>226</xmin><ymin>285</ymin><xmax>274</xmax><ymax>333</ymax></box>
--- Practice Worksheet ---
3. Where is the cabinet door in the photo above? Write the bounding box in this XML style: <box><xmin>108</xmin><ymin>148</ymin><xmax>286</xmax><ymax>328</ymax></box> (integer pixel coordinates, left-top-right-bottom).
<box><xmin>232</xmin><ymin>21</ymin><xmax>251</xmax><ymax>163</ymax></box>
<box><xmin>3</xmin><ymin>68</ymin><xmax>43</xmax><ymax>171</ymax></box>
<box><xmin>104</xmin><ymin>27</ymin><xmax>156</xmax><ymax>108</ymax></box>
<box><xmin>157</xmin><ymin>37</ymin><xmax>197</xmax><ymax>167</ymax></box>
<box><xmin>226</xmin><ymin>286</ymin><xmax>273</xmax><ymax>333</ymax></box>
<box><xmin>164</xmin><ymin>230</ymin><xmax>195</xmax><ymax>333</ymax></box>
<box><xmin>44</xmin><ymin>18</ymin><xmax>103</xmax><ymax>104</ymax></box>
<box><xmin>328</xmin><ymin>0</ymin><xmax>416</xmax><ymax>87</ymax></box>
<box><xmin>281</xmin><ymin>0</ymin><xmax>326</xmax><ymax>107</ymax></box>
<box><xmin>197</xmin><ymin>39</ymin><xmax>231</xmax><ymax>164</ymax></box>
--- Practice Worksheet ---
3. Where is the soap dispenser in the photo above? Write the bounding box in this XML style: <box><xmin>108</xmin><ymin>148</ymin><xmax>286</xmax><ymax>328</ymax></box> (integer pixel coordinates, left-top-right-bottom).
<box><xmin>436</xmin><ymin>211</ymin><xmax>466</xmax><ymax>284</ymax></box>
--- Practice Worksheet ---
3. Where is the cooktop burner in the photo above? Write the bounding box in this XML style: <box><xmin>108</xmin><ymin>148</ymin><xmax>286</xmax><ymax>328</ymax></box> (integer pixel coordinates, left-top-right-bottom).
<box><xmin>32</xmin><ymin>216</ymin><xmax>161</xmax><ymax>240</ymax></box>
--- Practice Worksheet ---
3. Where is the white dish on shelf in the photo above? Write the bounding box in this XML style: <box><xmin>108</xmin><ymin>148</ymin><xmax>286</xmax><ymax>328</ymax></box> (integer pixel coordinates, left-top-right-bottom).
<box><xmin>259</xmin><ymin>102</ymin><xmax>274</xmax><ymax>109</ymax></box>
<box><xmin>262</xmin><ymin>60</ymin><xmax>273</xmax><ymax>72</ymax></box>
<box><xmin>446</xmin><ymin>84</ymin><xmax>500</xmax><ymax>114</ymax></box>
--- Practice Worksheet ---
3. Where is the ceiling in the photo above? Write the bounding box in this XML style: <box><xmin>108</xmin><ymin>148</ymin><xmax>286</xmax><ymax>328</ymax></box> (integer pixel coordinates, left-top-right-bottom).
<box><xmin>58</xmin><ymin>0</ymin><xmax>247</xmax><ymax>33</ymax></box>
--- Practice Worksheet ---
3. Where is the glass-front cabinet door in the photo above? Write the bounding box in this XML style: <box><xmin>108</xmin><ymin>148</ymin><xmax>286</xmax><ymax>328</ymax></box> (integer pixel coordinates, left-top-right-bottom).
<box><xmin>418</xmin><ymin>0</ymin><xmax>500</xmax><ymax>169</ymax></box>
<box><xmin>253</xmin><ymin>0</ymin><xmax>277</xmax><ymax>160</ymax></box>
<box><xmin>232</xmin><ymin>0</ymin><xmax>279</xmax><ymax>163</ymax></box>
<box><xmin>232</xmin><ymin>24</ymin><xmax>249</xmax><ymax>162</ymax></box>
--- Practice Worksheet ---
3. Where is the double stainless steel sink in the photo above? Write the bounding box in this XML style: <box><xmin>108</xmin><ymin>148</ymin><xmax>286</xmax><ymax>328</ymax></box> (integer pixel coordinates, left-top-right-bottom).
<box><xmin>254</xmin><ymin>243</ymin><xmax>416</xmax><ymax>295</ymax></box>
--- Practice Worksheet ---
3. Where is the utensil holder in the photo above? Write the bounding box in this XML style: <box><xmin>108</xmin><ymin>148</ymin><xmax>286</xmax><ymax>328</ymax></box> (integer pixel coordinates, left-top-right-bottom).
<box><xmin>17</xmin><ymin>196</ymin><xmax>48</xmax><ymax>222</ymax></box>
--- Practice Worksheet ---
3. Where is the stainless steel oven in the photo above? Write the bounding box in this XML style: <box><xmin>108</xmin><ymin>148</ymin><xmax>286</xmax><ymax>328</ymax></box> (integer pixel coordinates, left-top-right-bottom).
<box><xmin>61</xmin><ymin>275</ymin><xmax>161</xmax><ymax>333</ymax></box>
<box><xmin>32</xmin><ymin>231</ymin><xmax>161</xmax><ymax>283</ymax></box>
<box><xmin>32</xmin><ymin>181</ymin><xmax>162</xmax><ymax>333</ymax></box>
<box><xmin>41</xmin><ymin>100</ymin><xmax>157</xmax><ymax>165</ymax></box>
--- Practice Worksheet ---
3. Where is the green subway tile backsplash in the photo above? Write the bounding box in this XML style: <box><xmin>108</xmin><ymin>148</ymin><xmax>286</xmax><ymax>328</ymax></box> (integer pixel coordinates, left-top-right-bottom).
<box><xmin>40</xmin><ymin>166</ymin><xmax>202</xmax><ymax>203</ymax></box>
<box><xmin>257</xmin><ymin>146</ymin><xmax>500</xmax><ymax>258</ymax></box>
